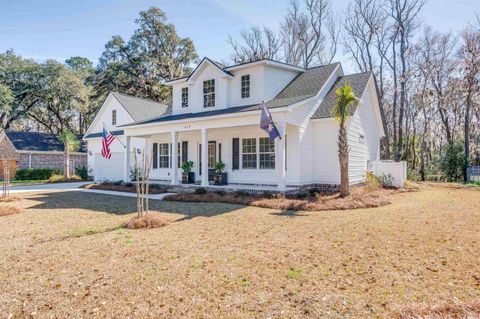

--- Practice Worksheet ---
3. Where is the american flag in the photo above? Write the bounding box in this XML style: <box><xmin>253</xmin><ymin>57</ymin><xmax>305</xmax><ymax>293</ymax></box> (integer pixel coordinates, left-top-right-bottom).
<box><xmin>101</xmin><ymin>126</ymin><xmax>115</xmax><ymax>159</ymax></box>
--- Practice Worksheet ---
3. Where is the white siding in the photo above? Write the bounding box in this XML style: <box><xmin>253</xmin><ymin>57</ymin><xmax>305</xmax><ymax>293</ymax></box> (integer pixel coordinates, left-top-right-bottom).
<box><xmin>311</xmin><ymin>120</ymin><xmax>341</xmax><ymax>184</ymax></box>
<box><xmin>85</xmin><ymin>95</ymin><xmax>145</xmax><ymax>181</ymax></box>
<box><xmin>170</xmin><ymin>63</ymin><xmax>299</xmax><ymax>114</ymax></box>
<box><xmin>263</xmin><ymin>66</ymin><xmax>299</xmax><ymax>101</ymax></box>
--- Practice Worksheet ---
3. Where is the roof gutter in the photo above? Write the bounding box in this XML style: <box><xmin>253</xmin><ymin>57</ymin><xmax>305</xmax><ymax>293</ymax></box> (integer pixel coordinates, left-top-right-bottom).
<box><xmin>120</xmin><ymin>106</ymin><xmax>290</xmax><ymax>130</ymax></box>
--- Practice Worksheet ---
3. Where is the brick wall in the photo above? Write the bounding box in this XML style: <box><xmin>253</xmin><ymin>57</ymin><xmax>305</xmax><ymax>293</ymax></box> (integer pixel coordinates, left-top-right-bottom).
<box><xmin>17</xmin><ymin>153</ymin><xmax>87</xmax><ymax>174</ymax></box>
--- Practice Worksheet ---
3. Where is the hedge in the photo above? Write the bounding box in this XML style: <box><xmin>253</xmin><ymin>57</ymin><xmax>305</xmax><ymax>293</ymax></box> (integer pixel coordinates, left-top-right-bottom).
<box><xmin>15</xmin><ymin>168</ymin><xmax>62</xmax><ymax>180</ymax></box>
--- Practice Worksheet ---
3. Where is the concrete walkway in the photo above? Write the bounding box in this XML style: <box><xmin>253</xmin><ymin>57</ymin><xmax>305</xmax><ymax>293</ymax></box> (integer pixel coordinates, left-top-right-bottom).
<box><xmin>8</xmin><ymin>181</ymin><xmax>175</xmax><ymax>200</ymax></box>
<box><xmin>9</xmin><ymin>182</ymin><xmax>91</xmax><ymax>193</ymax></box>
<box><xmin>76</xmin><ymin>188</ymin><xmax>175</xmax><ymax>200</ymax></box>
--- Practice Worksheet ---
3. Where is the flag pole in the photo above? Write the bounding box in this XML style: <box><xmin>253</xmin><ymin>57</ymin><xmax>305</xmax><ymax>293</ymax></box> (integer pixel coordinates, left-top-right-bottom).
<box><xmin>103</xmin><ymin>122</ymin><xmax>127</xmax><ymax>149</ymax></box>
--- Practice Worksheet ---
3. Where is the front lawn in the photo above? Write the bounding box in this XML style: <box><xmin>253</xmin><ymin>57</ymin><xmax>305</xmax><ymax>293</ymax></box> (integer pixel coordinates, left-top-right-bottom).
<box><xmin>0</xmin><ymin>184</ymin><xmax>479</xmax><ymax>318</ymax></box>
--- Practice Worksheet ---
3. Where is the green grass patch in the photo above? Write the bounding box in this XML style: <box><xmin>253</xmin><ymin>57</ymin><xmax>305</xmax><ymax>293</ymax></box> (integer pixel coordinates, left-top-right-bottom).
<box><xmin>70</xmin><ymin>227</ymin><xmax>99</xmax><ymax>237</ymax></box>
<box><xmin>287</xmin><ymin>267</ymin><xmax>303</xmax><ymax>280</ymax></box>
<box><xmin>467</xmin><ymin>181</ymin><xmax>480</xmax><ymax>187</ymax></box>
<box><xmin>238</xmin><ymin>277</ymin><xmax>249</xmax><ymax>287</ymax></box>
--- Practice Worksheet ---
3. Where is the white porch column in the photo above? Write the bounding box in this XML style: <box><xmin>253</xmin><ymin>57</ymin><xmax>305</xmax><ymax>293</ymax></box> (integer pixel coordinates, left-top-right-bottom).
<box><xmin>171</xmin><ymin>131</ymin><xmax>179</xmax><ymax>185</ymax></box>
<box><xmin>201</xmin><ymin>128</ymin><xmax>209</xmax><ymax>186</ymax></box>
<box><xmin>123</xmin><ymin>135</ymin><xmax>131</xmax><ymax>182</ymax></box>
<box><xmin>276</xmin><ymin>123</ymin><xmax>286</xmax><ymax>191</ymax></box>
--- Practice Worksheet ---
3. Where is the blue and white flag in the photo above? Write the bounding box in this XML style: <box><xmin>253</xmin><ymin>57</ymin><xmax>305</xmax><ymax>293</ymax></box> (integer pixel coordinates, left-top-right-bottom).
<box><xmin>260</xmin><ymin>102</ymin><xmax>281</xmax><ymax>142</ymax></box>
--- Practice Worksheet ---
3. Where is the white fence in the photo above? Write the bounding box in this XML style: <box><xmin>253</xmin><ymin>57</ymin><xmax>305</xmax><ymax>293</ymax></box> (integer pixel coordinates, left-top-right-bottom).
<box><xmin>368</xmin><ymin>160</ymin><xmax>407</xmax><ymax>188</ymax></box>
<box><xmin>467</xmin><ymin>166</ymin><xmax>480</xmax><ymax>182</ymax></box>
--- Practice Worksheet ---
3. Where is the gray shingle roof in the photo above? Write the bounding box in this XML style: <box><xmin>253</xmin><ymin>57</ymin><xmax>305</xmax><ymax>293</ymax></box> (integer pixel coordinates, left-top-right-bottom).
<box><xmin>312</xmin><ymin>71</ymin><xmax>372</xmax><ymax>119</ymax></box>
<box><xmin>126</xmin><ymin>63</ymin><xmax>340</xmax><ymax>126</ymax></box>
<box><xmin>83</xmin><ymin>130</ymin><xmax>124</xmax><ymax>139</ymax></box>
<box><xmin>111</xmin><ymin>92</ymin><xmax>171</xmax><ymax>122</ymax></box>
<box><xmin>5</xmin><ymin>130</ymin><xmax>87</xmax><ymax>153</ymax></box>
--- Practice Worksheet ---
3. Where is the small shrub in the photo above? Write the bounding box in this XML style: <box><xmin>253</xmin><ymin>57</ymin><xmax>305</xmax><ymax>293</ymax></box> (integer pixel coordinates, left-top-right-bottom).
<box><xmin>47</xmin><ymin>174</ymin><xmax>82</xmax><ymax>183</ymax></box>
<box><xmin>234</xmin><ymin>190</ymin><xmax>250</xmax><ymax>197</ymax></box>
<box><xmin>215</xmin><ymin>190</ymin><xmax>226</xmax><ymax>196</ymax></box>
<box><xmin>378</xmin><ymin>173</ymin><xmax>394</xmax><ymax>188</ymax></box>
<box><xmin>76</xmin><ymin>165</ymin><xmax>89</xmax><ymax>180</ymax></box>
<box><xmin>263</xmin><ymin>191</ymin><xmax>274</xmax><ymax>199</ymax></box>
<box><xmin>365</xmin><ymin>171</ymin><xmax>381</xmax><ymax>191</ymax></box>
<box><xmin>149</xmin><ymin>183</ymin><xmax>160</xmax><ymax>190</ymax></box>
<box><xmin>296</xmin><ymin>191</ymin><xmax>309</xmax><ymax>200</ymax></box>
<box><xmin>287</xmin><ymin>267</ymin><xmax>303</xmax><ymax>280</ymax></box>
<box><xmin>308</xmin><ymin>188</ymin><xmax>321</xmax><ymax>196</ymax></box>
<box><xmin>112</xmin><ymin>180</ymin><xmax>123</xmax><ymax>186</ymax></box>
<box><xmin>194</xmin><ymin>187</ymin><xmax>207</xmax><ymax>195</ymax></box>
<box><xmin>125</xmin><ymin>182</ymin><xmax>133</xmax><ymax>187</ymax></box>
<box><xmin>15</xmin><ymin>168</ymin><xmax>61</xmax><ymax>180</ymax></box>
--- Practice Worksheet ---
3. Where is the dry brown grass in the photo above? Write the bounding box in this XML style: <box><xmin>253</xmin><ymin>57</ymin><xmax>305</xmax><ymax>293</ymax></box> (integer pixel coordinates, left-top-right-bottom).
<box><xmin>123</xmin><ymin>213</ymin><xmax>170</xmax><ymax>229</ymax></box>
<box><xmin>84</xmin><ymin>183</ymin><xmax>168</xmax><ymax>194</ymax></box>
<box><xmin>166</xmin><ymin>186</ymin><xmax>400</xmax><ymax>211</ymax></box>
<box><xmin>391</xmin><ymin>300</ymin><xmax>480</xmax><ymax>319</ymax></box>
<box><xmin>0</xmin><ymin>196</ymin><xmax>20</xmax><ymax>202</ymax></box>
<box><xmin>0</xmin><ymin>183</ymin><xmax>478</xmax><ymax>318</ymax></box>
<box><xmin>0</xmin><ymin>206</ymin><xmax>21</xmax><ymax>217</ymax></box>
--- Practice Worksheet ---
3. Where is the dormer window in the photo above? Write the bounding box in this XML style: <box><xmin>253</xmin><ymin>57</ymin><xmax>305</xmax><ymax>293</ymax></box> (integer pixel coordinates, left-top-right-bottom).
<box><xmin>203</xmin><ymin>79</ymin><xmax>215</xmax><ymax>107</ymax></box>
<box><xmin>181</xmin><ymin>87</ymin><xmax>188</xmax><ymax>108</ymax></box>
<box><xmin>112</xmin><ymin>110</ymin><xmax>117</xmax><ymax>126</ymax></box>
<box><xmin>241</xmin><ymin>75</ymin><xmax>250</xmax><ymax>98</ymax></box>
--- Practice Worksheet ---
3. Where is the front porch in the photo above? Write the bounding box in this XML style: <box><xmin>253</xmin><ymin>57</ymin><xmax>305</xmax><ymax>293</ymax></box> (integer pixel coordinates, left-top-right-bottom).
<box><xmin>123</xmin><ymin>121</ymin><xmax>297</xmax><ymax>192</ymax></box>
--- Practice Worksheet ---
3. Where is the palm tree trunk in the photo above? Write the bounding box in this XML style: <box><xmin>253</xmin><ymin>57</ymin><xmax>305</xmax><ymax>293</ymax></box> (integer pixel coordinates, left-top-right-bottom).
<box><xmin>338</xmin><ymin>121</ymin><xmax>350</xmax><ymax>197</ymax></box>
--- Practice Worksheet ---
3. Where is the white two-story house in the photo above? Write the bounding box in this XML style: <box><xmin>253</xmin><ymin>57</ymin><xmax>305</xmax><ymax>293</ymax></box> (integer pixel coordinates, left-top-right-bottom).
<box><xmin>84</xmin><ymin>57</ymin><xmax>385</xmax><ymax>191</ymax></box>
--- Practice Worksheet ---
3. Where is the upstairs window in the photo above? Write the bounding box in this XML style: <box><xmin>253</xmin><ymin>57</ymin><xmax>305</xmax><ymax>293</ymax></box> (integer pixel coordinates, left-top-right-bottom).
<box><xmin>241</xmin><ymin>74</ymin><xmax>250</xmax><ymax>98</ymax></box>
<box><xmin>203</xmin><ymin>79</ymin><xmax>215</xmax><ymax>107</ymax></box>
<box><xmin>112</xmin><ymin>110</ymin><xmax>117</xmax><ymax>126</ymax></box>
<box><xmin>181</xmin><ymin>87</ymin><xmax>188</xmax><ymax>108</ymax></box>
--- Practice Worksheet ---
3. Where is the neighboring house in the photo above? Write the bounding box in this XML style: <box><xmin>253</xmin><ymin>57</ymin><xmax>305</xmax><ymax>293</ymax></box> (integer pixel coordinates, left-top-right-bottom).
<box><xmin>0</xmin><ymin>130</ymin><xmax>87</xmax><ymax>175</ymax></box>
<box><xmin>84</xmin><ymin>57</ymin><xmax>385</xmax><ymax>191</ymax></box>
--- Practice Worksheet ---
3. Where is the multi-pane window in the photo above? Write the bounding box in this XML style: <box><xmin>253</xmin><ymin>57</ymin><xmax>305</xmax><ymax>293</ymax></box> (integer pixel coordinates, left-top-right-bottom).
<box><xmin>158</xmin><ymin>143</ymin><xmax>169</xmax><ymax>168</ymax></box>
<box><xmin>242</xmin><ymin>138</ymin><xmax>257</xmax><ymax>169</ymax></box>
<box><xmin>241</xmin><ymin>74</ymin><xmax>250</xmax><ymax>98</ymax></box>
<box><xmin>181</xmin><ymin>87</ymin><xmax>188</xmax><ymax>108</ymax></box>
<box><xmin>259</xmin><ymin>137</ymin><xmax>275</xmax><ymax>169</ymax></box>
<box><xmin>112</xmin><ymin>110</ymin><xmax>117</xmax><ymax>125</ymax></box>
<box><xmin>208</xmin><ymin>142</ymin><xmax>216</xmax><ymax>168</ymax></box>
<box><xmin>203</xmin><ymin>79</ymin><xmax>215</xmax><ymax>107</ymax></box>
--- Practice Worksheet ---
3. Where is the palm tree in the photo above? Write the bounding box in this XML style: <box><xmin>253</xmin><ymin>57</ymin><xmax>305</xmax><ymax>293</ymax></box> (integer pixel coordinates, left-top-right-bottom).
<box><xmin>58</xmin><ymin>131</ymin><xmax>80</xmax><ymax>178</ymax></box>
<box><xmin>333</xmin><ymin>83</ymin><xmax>359</xmax><ymax>197</ymax></box>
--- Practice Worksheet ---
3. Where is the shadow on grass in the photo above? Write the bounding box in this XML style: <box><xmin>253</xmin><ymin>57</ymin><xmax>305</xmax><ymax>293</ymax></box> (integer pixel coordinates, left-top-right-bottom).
<box><xmin>270</xmin><ymin>210</ymin><xmax>310</xmax><ymax>217</ymax></box>
<box><xmin>24</xmin><ymin>191</ymin><xmax>246</xmax><ymax>220</ymax></box>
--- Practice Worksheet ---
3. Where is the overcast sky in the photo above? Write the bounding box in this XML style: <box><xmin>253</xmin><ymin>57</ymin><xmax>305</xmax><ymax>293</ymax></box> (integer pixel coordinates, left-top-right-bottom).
<box><xmin>1</xmin><ymin>0</ymin><xmax>478</xmax><ymax>69</ymax></box>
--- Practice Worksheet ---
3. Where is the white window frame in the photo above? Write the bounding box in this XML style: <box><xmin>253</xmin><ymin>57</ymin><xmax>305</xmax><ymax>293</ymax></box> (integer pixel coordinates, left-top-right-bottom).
<box><xmin>203</xmin><ymin>79</ymin><xmax>215</xmax><ymax>108</ymax></box>
<box><xmin>241</xmin><ymin>74</ymin><xmax>250</xmax><ymax>98</ymax></box>
<box><xmin>259</xmin><ymin>137</ymin><xmax>275</xmax><ymax>169</ymax></box>
<box><xmin>241</xmin><ymin>138</ymin><xmax>257</xmax><ymax>169</ymax></box>
<box><xmin>158</xmin><ymin>143</ymin><xmax>169</xmax><ymax>168</ymax></box>
<box><xmin>181</xmin><ymin>87</ymin><xmax>188</xmax><ymax>108</ymax></box>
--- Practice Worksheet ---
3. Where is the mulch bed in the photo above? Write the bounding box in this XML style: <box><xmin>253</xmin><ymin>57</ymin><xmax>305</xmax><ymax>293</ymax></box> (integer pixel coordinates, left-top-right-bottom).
<box><xmin>83</xmin><ymin>183</ymin><xmax>168</xmax><ymax>194</ymax></box>
<box><xmin>164</xmin><ymin>187</ymin><xmax>410</xmax><ymax>211</ymax></box>
<box><xmin>0</xmin><ymin>206</ymin><xmax>21</xmax><ymax>217</ymax></box>
<box><xmin>123</xmin><ymin>213</ymin><xmax>171</xmax><ymax>229</ymax></box>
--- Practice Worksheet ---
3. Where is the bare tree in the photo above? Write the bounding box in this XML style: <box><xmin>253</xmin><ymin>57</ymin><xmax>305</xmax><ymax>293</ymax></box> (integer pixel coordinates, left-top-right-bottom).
<box><xmin>386</xmin><ymin>0</ymin><xmax>426</xmax><ymax>161</ymax></box>
<box><xmin>418</xmin><ymin>27</ymin><xmax>456</xmax><ymax>142</ymax></box>
<box><xmin>458</xmin><ymin>20</ymin><xmax>480</xmax><ymax>181</ymax></box>
<box><xmin>228</xmin><ymin>26</ymin><xmax>282</xmax><ymax>63</ymax></box>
